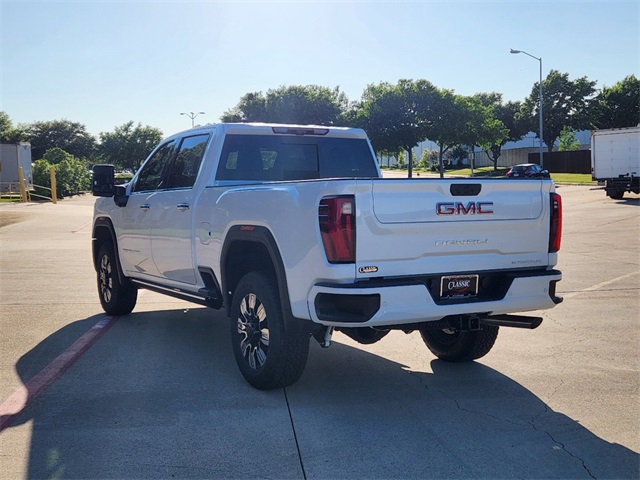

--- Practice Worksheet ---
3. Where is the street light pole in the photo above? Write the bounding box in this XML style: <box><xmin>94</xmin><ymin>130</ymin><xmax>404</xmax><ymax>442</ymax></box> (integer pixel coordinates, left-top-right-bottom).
<box><xmin>510</xmin><ymin>49</ymin><xmax>544</xmax><ymax>169</ymax></box>
<box><xmin>180</xmin><ymin>111</ymin><xmax>205</xmax><ymax>128</ymax></box>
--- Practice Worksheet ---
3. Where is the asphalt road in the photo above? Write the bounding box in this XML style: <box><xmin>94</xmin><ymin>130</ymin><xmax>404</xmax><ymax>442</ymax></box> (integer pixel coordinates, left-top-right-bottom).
<box><xmin>0</xmin><ymin>185</ymin><xmax>638</xmax><ymax>479</ymax></box>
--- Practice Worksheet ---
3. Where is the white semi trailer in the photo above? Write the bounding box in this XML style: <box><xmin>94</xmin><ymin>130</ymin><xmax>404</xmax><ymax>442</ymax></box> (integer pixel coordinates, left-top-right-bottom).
<box><xmin>591</xmin><ymin>126</ymin><xmax>640</xmax><ymax>199</ymax></box>
<box><xmin>0</xmin><ymin>143</ymin><xmax>33</xmax><ymax>193</ymax></box>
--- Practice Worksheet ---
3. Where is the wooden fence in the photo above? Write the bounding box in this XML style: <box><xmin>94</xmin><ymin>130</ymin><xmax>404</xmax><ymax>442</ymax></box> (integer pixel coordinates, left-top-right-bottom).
<box><xmin>527</xmin><ymin>150</ymin><xmax>591</xmax><ymax>173</ymax></box>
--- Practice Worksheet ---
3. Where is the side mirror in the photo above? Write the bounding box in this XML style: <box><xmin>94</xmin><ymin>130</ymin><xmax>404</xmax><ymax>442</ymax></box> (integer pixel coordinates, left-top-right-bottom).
<box><xmin>91</xmin><ymin>164</ymin><xmax>115</xmax><ymax>197</ymax></box>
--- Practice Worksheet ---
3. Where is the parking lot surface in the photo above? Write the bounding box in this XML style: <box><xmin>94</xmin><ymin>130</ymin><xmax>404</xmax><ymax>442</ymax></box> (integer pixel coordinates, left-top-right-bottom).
<box><xmin>0</xmin><ymin>185</ymin><xmax>638</xmax><ymax>479</ymax></box>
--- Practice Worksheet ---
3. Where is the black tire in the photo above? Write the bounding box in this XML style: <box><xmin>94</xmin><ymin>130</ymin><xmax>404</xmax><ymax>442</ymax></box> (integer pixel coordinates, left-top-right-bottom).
<box><xmin>97</xmin><ymin>243</ymin><xmax>137</xmax><ymax>315</ymax></box>
<box><xmin>608</xmin><ymin>190</ymin><xmax>624</xmax><ymax>200</ymax></box>
<box><xmin>420</xmin><ymin>326</ymin><xmax>499</xmax><ymax>362</ymax></box>
<box><xmin>230</xmin><ymin>272</ymin><xmax>310</xmax><ymax>390</ymax></box>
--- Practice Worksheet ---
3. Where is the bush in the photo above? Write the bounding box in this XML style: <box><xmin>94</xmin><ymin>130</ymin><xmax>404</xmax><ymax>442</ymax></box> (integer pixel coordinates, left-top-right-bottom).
<box><xmin>34</xmin><ymin>149</ymin><xmax>91</xmax><ymax>198</ymax></box>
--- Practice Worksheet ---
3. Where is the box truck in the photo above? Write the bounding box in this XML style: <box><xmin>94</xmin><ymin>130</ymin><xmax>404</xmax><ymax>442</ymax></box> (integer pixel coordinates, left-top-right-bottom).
<box><xmin>591</xmin><ymin>127</ymin><xmax>640</xmax><ymax>199</ymax></box>
<box><xmin>0</xmin><ymin>143</ymin><xmax>33</xmax><ymax>193</ymax></box>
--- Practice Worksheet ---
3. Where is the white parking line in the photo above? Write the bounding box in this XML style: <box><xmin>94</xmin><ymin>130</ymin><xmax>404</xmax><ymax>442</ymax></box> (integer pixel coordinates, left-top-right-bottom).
<box><xmin>562</xmin><ymin>270</ymin><xmax>640</xmax><ymax>300</ymax></box>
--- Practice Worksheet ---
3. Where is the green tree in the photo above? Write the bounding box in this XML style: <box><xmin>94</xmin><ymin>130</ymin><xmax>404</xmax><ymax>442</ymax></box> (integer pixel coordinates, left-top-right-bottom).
<box><xmin>424</xmin><ymin>89</ymin><xmax>474</xmax><ymax>178</ymax></box>
<box><xmin>355</xmin><ymin>79</ymin><xmax>438</xmax><ymax>177</ymax></box>
<box><xmin>472</xmin><ymin>94</ymin><xmax>526</xmax><ymax>170</ymax></box>
<box><xmin>41</xmin><ymin>147</ymin><xmax>73</xmax><ymax>164</ymax></box>
<box><xmin>593</xmin><ymin>75</ymin><xmax>640</xmax><ymax>129</ymax></box>
<box><xmin>99</xmin><ymin>121</ymin><xmax>164</xmax><ymax>171</ymax></box>
<box><xmin>520</xmin><ymin>70</ymin><xmax>597</xmax><ymax>152</ymax></box>
<box><xmin>221</xmin><ymin>85</ymin><xmax>349</xmax><ymax>125</ymax></box>
<box><xmin>26</xmin><ymin>119</ymin><xmax>97</xmax><ymax>160</ymax></box>
<box><xmin>0</xmin><ymin>111</ymin><xmax>28</xmax><ymax>143</ymax></box>
<box><xmin>32</xmin><ymin>159</ymin><xmax>54</xmax><ymax>198</ymax></box>
<box><xmin>558</xmin><ymin>126</ymin><xmax>581</xmax><ymax>151</ymax></box>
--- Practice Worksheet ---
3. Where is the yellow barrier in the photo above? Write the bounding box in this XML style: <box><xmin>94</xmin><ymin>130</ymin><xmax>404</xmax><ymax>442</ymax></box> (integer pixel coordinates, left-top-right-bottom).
<box><xmin>18</xmin><ymin>167</ymin><xmax>27</xmax><ymax>202</ymax></box>
<box><xmin>50</xmin><ymin>167</ymin><xmax>57</xmax><ymax>204</ymax></box>
<box><xmin>22</xmin><ymin>167</ymin><xmax>58</xmax><ymax>204</ymax></box>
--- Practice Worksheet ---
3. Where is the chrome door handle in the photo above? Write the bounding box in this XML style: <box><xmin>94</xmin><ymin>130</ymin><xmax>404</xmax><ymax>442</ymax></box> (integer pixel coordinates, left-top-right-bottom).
<box><xmin>140</xmin><ymin>204</ymin><xmax>151</xmax><ymax>210</ymax></box>
<box><xmin>177</xmin><ymin>203</ymin><xmax>190</xmax><ymax>211</ymax></box>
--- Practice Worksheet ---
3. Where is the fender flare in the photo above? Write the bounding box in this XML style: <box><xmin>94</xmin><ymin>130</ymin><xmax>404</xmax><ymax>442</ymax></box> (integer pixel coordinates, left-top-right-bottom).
<box><xmin>92</xmin><ymin>216</ymin><xmax>127</xmax><ymax>284</ymax></box>
<box><xmin>220</xmin><ymin>225</ymin><xmax>292</xmax><ymax>318</ymax></box>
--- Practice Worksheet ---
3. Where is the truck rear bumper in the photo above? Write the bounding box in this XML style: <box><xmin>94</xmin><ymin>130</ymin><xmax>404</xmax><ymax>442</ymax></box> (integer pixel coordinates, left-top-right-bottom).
<box><xmin>308</xmin><ymin>270</ymin><xmax>562</xmax><ymax>328</ymax></box>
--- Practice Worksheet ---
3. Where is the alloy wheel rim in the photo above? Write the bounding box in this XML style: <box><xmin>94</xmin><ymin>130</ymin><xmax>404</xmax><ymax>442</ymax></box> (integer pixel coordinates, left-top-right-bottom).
<box><xmin>237</xmin><ymin>293</ymin><xmax>270</xmax><ymax>370</ymax></box>
<box><xmin>99</xmin><ymin>254</ymin><xmax>113</xmax><ymax>303</ymax></box>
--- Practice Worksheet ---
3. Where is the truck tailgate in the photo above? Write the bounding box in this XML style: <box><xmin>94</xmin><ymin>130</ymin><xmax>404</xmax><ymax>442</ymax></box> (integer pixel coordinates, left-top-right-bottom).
<box><xmin>355</xmin><ymin>179</ymin><xmax>553</xmax><ymax>279</ymax></box>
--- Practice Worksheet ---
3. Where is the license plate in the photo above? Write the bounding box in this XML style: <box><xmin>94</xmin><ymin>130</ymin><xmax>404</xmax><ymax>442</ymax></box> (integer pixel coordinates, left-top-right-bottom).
<box><xmin>440</xmin><ymin>274</ymin><xmax>479</xmax><ymax>299</ymax></box>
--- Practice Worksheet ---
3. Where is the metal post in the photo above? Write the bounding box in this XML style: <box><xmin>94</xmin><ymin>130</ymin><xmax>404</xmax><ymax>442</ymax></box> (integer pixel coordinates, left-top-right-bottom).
<box><xmin>538</xmin><ymin>58</ymin><xmax>544</xmax><ymax>169</ymax></box>
<box><xmin>180</xmin><ymin>112</ymin><xmax>205</xmax><ymax>128</ymax></box>
<box><xmin>50</xmin><ymin>167</ymin><xmax>57</xmax><ymax>204</ymax></box>
<box><xmin>510</xmin><ymin>49</ymin><xmax>544</xmax><ymax>169</ymax></box>
<box><xmin>18</xmin><ymin>167</ymin><xmax>27</xmax><ymax>202</ymax></box>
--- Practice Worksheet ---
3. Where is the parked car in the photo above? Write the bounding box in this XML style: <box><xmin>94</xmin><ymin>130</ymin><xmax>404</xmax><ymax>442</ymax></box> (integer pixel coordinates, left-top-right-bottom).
<box><xmin>506</xmin><ymin>163</ymin><xmax>550</xmax><ymax>179</ymax></box>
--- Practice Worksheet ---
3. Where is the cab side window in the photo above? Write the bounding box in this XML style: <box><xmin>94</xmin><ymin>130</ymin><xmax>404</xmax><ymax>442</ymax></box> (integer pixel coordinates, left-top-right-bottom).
<box><xmin>133</xmin><ymin>140</ymin><xmax>176</xmax><ymax>192</ymax></box>
<box><xmin>166</xmin><ymin>134</ymin><xmax>210</xmax><ymax>189</ymax></box>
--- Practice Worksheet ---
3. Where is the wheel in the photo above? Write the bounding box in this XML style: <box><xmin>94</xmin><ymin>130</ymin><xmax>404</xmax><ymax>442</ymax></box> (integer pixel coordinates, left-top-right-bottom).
<box><xmin>420</xmin><ymin>325</ymin><xmax>499</xmax><ymax>362</ymax></box>
<box><xmin>230</xmin><ymin>272</ymin><xmax>310</xmax><ymax>390</ymax></box>
<box><xmin>607</xmin><ymin>190</ymin><xmax>624</xmax><ymax>200</ymax></box>
<box><xmin>97</xmin><ymin>243</ymin><xmax>137</xmax><ymax>315</ymax></box>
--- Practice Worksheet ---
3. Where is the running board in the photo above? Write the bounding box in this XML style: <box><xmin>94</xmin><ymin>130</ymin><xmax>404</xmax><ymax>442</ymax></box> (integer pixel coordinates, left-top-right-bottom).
<box><xmin>480</xmin><ymin>314</ymin><xmax>543</xmax><ymax>329</ymax></box>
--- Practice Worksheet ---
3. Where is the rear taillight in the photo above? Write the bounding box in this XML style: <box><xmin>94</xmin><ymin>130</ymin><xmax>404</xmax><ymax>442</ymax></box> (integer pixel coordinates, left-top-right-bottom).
<box><xmin>549</xmin><ymin>193</ymin><xmax>562</xmax><ymax>253</ymax></box>
<box><xmin>319</xmin><ymin>196</ymin><xmax>355</xmax><ymax>263</ymax></box>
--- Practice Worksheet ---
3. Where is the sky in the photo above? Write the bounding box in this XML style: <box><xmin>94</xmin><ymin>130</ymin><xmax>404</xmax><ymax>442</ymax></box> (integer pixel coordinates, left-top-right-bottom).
<box><xmin>2</xmin><ymin>0</ymin><xmax>638</xmax><ymax>140</ymax></box>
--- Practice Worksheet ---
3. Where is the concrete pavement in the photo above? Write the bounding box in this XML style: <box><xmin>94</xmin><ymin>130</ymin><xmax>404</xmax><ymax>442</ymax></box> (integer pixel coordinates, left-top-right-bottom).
<box><xmin>0</xmin><ymin>186</ymin><xmax>638</xmax><ymax>479</ymax></box>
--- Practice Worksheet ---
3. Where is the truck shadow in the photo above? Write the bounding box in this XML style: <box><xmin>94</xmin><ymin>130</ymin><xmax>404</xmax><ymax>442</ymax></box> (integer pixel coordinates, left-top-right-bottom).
<box><xmin>4</xmin><ymin>308</ymin><xmax>638</xmax><ymax>479</ymax></box>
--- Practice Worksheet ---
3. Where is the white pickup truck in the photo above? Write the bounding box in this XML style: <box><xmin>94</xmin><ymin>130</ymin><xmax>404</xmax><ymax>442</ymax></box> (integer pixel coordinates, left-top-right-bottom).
<box><xmin>92</xmin><ymin>123</ymin><xmax>563</xmax><ymax>389</ymax></box>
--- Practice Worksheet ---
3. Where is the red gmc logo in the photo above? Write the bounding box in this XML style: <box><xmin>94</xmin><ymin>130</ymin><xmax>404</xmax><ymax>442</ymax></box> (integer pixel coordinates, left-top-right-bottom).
<box><xmin>436</xmin><ymin>202</ymin><xmax>494</xmax><ymax>215</ymax></box>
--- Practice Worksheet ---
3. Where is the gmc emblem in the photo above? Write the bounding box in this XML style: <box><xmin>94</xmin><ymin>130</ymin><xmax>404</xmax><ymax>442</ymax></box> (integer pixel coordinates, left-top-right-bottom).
<box><xmin>436</xmin><ymin>201</ymin><xmax>494</xmax><ymax>215</ymax></box>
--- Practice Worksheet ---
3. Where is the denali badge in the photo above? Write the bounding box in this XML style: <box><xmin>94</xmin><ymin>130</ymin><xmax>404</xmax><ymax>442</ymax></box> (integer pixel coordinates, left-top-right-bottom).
<box><xmin>359</xmin><ymin>266</ymin><xmax>379</xmax><ymax>274</ymax></box>
<box><xmin>435</xmin><ymin>239</ymin><xmax>489</xmax><ymax>247</ymax></box>
<box><xmin>436</xmin><ymin>201</ymin><xmax>494</xmax><ymax>215</ymax></box>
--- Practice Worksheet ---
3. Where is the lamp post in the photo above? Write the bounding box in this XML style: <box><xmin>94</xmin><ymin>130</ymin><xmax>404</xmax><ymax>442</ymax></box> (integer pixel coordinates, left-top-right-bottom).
<box><xmin>510</xmin><ymin>49</ymin><xmax>544</xmax><ymax>169</ymax></box>
<box><xmin>180</xmin><ymin>111</ymin><xmax>205</xmax><ymax>128</ymax></box>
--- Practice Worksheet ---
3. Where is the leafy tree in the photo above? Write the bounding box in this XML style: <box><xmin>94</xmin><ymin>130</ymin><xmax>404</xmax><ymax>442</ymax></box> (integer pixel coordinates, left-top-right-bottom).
<box><xmin>221</xmin><ymin>85</ymin><xmax>349</xmax><ymax>126</ymax></box>
<box><xmin>520</xmin><ymin>70</ymin><xmax>597</xmax><ymax>152</ymax></box>
<box><xmin>221</xmin><ymin>92</ymin><xmax>267</xmax><ymax>122</ymax></box>
<box><xmin>32</xmin><ymin>159</ymin><xmax>54</xmax><ymax>198</ymax></box>
<box><xmin>558</xmin><ymin>126</ymin><xmax>581</xmax><ymax>151</ymax></box>
<box><xmin>41</xmin><ymin>147</ymin><xmax>73</xmax><ymax>164</ymax></box>
<box><xmin>355</xmin><ymin>79</ymin><xmax>438</xmax><ymax>177</ymax></box>
<box><xmin>0</xmin><ymin>111</ymin><xmax>28</xmax><ymax>143</ymax></box>
<box><xmin>418</xmin><ymin>149</ymin><xmax>437</xmax><ymax>169</ymax></box>
<box><xmin>26</xmin><ymin>119</ymin><xmax>97</xmax><ymax>160</ymax></box>
<box><xmin>424</xmin><ymin>89</ymin><xmax>472</xmax><ymax>178</ymax></box>
<box><xmin>99</xmin><ymin>121</ymin><xmax>164</xmax><ymax>171</ymax></box>
<box><xmin>593</xmin><ymin>75</ymin><xmax>640</xmax><ymax>129</ymax></box>
<box><xmin>472</xmin><ymin>94</ymin><xmax>526</xmax><ymax>170</ymax></box>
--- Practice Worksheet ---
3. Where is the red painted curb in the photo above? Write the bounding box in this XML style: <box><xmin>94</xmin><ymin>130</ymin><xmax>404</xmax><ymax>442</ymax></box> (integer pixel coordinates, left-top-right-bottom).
<box><xmin>0</xmin><ymin>315</ymin><xmax>119</xmax><ymax>433</ymax></box>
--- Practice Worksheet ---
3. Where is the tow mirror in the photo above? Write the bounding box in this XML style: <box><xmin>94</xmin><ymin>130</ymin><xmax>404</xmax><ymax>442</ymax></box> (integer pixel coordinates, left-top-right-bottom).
<box><xmin>91</xmin><ymin>164</ymin><xmax>115</xmax><ymax>197</ymax></box>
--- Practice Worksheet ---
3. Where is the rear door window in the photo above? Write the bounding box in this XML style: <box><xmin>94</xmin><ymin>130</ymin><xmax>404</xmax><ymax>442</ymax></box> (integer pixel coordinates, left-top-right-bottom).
<box><xmin>216</xmin><ymin>135</ymin><xmax>378</xmax><ymax>181</ymax></box>
<box><xmin>165</xmin><ymin>134</ymin><xmax>210</xmax><ymax>189</ymax></box>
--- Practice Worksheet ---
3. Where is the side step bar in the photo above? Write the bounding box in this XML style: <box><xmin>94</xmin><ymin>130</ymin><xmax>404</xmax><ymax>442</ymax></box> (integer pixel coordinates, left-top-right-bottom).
<box><xmin>480</xmin><ymin>314</ymin><xmax>543</xmax><ymax>329</ymax></box>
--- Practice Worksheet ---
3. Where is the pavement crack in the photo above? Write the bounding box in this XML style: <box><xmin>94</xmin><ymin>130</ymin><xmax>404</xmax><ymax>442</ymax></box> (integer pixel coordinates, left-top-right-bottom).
<box><xmin>543</xmin><ymin>431</ymin><xmax>597</xmax><ymax>479</ymax></box>
<box><xmin>527</xmin><ymin>380</ymin><xmax>595</xmax><ymax>479</ymax></box>
<box><xmin>283</xmin><ymin>387</ymin><xmax>307</xmax><ymax>480</ymax></box>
